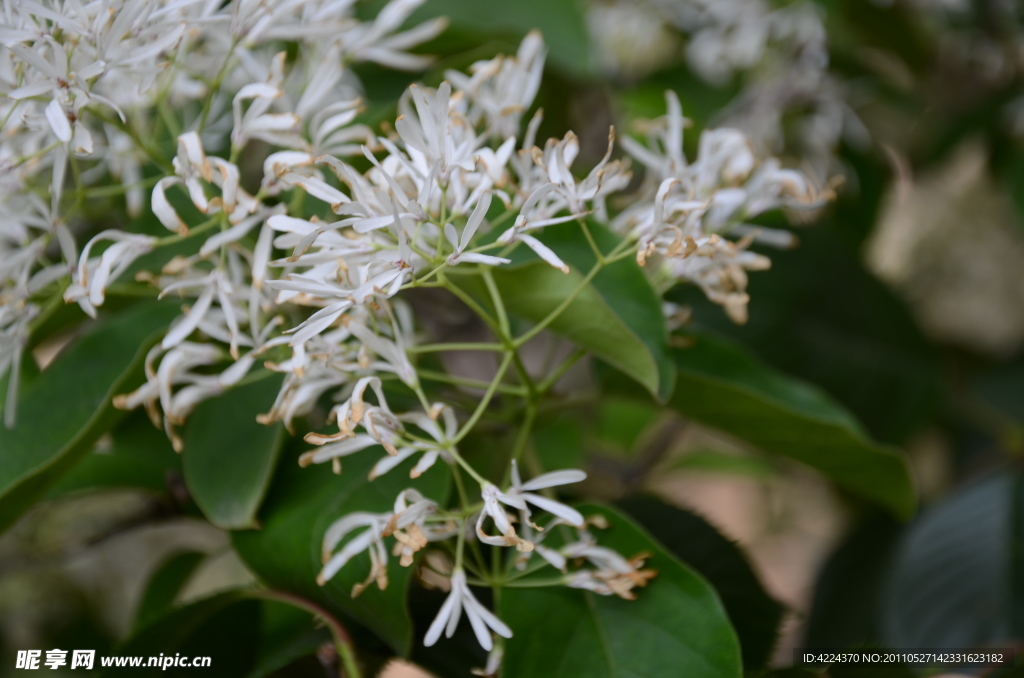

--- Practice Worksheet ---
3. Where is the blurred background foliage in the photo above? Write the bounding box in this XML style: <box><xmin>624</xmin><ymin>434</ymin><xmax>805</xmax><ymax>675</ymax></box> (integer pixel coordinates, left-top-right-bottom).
<box><xmin>3</xmin><ymin>0</ymin><xmax>1024</xmax><ymax>676</ymax></box>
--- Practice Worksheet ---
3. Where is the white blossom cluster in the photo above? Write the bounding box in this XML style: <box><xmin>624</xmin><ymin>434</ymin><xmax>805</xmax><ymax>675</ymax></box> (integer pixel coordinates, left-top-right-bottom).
<box><xmin>589</xmin><ymin>0</ymin><xmax>866</xmax><ymax>179</ymax></box>
<box><xmin>0</xmin><ymin>0</ymin><xmax>825</xmax><ymax>663</ymax></box>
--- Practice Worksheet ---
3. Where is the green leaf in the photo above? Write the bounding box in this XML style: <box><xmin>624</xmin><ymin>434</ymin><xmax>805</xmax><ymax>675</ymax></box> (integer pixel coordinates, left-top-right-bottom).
<box><xmin>134</xmin><ymin>551</ymin><xmax>207</xmax><ymax>631</ymax></box>
<box><xmin>404</xmin><ymin>0</ymin><xmax>593</xmax><ymax>77</ymax></box>
<box><xmin>974</xmin><ymin>357</ymin><xmax>1024</xmax><ymax>427</ymax></box>
<box><xmin>245</xmin><ymin>603</ymin><xmax>332</xmax><ymax>678</ymax></box>
<box><xmin>667</xmin><ymin>333</ymin><xmax>915</xmax><ymax>518</ymax></box>
<box><xmin>104</xmin><ymin>592</ymin><xmax>261</xmax><ymax>677</ymax></box>
<box><xmin>596</xmin><ymin>399</ymin><xmax>661</xmax><ymax>453</ymax></box>
<box><xmin>668</xmin><ymin>449</ymin><xmax>778</xmax><ymax>479</ymax></box>
<box><xmin>475</xmin><ymin>221</ymin><xmax>674</xmax><ymax>401</ymax></box>
<box><xmin>181</xmin><ymin>374</ymin><xmax>285</xmax><ymax>530</ymax></box>
<box><xmin>672</xmin><ymin>225</ymin><xmax>943</xmax><ymax>445</ymax></box>
<box><xmin>500</xmin><ymin>503</ymin><xmax>742</xmax><ymax>678</ymax></box>
<box><xmin>45</xmin><ymin>412</ymin><xmax>182</xmax><ymax>499</ymax></box>
<box><xmin>0</xmin><ymin>302</ymin><xmax>178</xmax><ymax>534</ymax></box>
<box><xmin>804</xmin><ymin>512</ymin><xmax>903</xmax><ymax>649</ymax></box>
<box><xmin>231</xmin><ymin>448</ymin><xmax>450</xmax><ymax>655</ymax></box>
<box><xmin>881</xmin><ymin>473</ymin><xmax>1012</xmax><ymax>649</ymax></box>
<box><xmin>617</xmin><ymin>495</ymin><xmax>783</xmax><ymax>670</ymax></box>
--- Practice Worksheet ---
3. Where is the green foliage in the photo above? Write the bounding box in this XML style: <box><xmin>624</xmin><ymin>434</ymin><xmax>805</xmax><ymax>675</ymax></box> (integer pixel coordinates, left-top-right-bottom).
<box><xmin>45</xmin><ymin>412</ymin><xmax>182</xmax><ymax>499</ymax></box>
<box><xmin>0</xmin><ymin>303</ymin><xmax>179</xmax><ymax>533</ymax></box>
<box><xmin>804</xmin><ymin>513</ymin><xmax>903</xmax><ymax>650</ymax></box>
<box><xmin>406</xmin><ymin>0</ymin><xmax>592</xmax><ymax>76</ymax></box>
<box><xmin>500</xmin><ymin>503</ymin><xmax>742</xmax><ymax>678</ymax></box>
<box><xmin>667</xmin><ymin>333</ymin><xmax>916</xmax><ymax>518</ymax></box>
<box><xmin>672</xmin><ymin>228</ymin><xmax>944</xmax><ymax>445</ymax></box>
<box><xmin>134</xmin><ymin>551</ymin><xmax>207</xmax><ymax>631</ymax></box>
<box><xmin>9</xmin><ymin>0</ymin><xmax>1024</xmax><ymax>673</ymax></box>
<box><xmin>618</xmin><ymin>496</ymin><xmax>783</xmax><ymax>670</ymax></box>
<box><xmin>182</xmin><ymin>375</ymin><xmax>286</xmax><ymax>530</ymax></box>
<box><xmin>880</xmin><ymin>473</ymin><xmax>1012</xmax><ymax>648</ymax></box>
<box><xmin>104</xmin><ymin>592</ymin><xmax>261</xmax><ymax>677</ymax></box>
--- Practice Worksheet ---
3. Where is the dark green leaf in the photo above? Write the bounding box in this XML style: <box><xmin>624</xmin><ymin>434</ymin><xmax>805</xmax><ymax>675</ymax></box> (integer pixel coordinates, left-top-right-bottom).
<box><xmin>531</xmin><ymin>413</ymin><xmax>586</xmax><ymax>471</ymax></box>
<box><xmin>804</xmin><ymin>513</ymin><xmax>903</xmax><ymax>650</ymax></box>
<box><xmin>134</xmin><ymin>551</ymin><xmax>207</xmax><ymax>631</ymax></box>
<box><xmin>46</xmin><ymin>412</ymin><xmax>181</xmax><ymax>499</ymax></box>
<box><xmin>618</xmin><ymin>495</ymin><xmax>783</xmax><ymax>670</ymax></box>
<box><xmin>0</xmin><ymin>302</ymin><xmax>178</xmax><ymax>534</ymax></box>
<box><xmin>668</xmin><ymin>334</ymin><xmax>916</xmax><ymax>518</ymax></box>
<box><xmin>596</xmin><ymin>399</ymin><xmax>661</xmax><ymax>453</ymax></box>
<box><xmin>881</xmin><ymin>473</ymin><xmax>1012</xmax><ymax>648</ymax></box>
<box><xmin>672</xmin><ymin>227</ymin><xmax>943</xmax><ymax>445</ymax></box>
<box><xmin>182</xmin><ymin>374</ymin><xmax>285</xmax><ymax>530</ymax></box>
<box><xmin>405</xmin><ymin>0</ymin><xmax>592</xmax><ymax>77</ymax></box>
<box><xmin>104</xmin><ymin>592</ymin><xmax>260</xmax><ymax>677</ymax></box>
<box><xmin>231</xmin><ymin>448</ymin><xmax>450</xmax><ymax>655</ymax></box>
<box><xmin>974</xmin><ymin>357</ymin><xmax>1024</xmax><ymax>427</ymax></box>
<box><xmin>500</xmin><ymin>503</ymin><xmax>742</xmax><ymax>678</ymax></box>
<box><xmin>246</xmin><ymin>603</ymin><xmax>331</xmax><ymax>678</ymax></box>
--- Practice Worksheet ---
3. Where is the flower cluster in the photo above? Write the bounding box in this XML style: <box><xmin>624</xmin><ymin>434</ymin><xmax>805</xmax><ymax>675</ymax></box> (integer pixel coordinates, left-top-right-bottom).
<box><xmin>0</xmin><ymin>0</ymin><xmax>827</xmax><ymax>668</ymax></box>
<box><xmin>588</xmin><ymin>0</ymin><xmax>865</xmax><ymax>179</ymax></box>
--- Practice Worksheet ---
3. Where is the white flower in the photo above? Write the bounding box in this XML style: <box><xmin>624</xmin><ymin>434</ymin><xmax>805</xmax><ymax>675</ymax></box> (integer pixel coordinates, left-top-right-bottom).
<box><xmin>382</xmin><ymin>488</ymin><xmax>446</xmax><ymax>566</ymax></box>
<box><xmin>562</xmin><ymin>535</ymin><xmax>658</xmax><ymax>600</ymax></box>
<box><xmin>476</xmin><ymin>464</ymin><xmax>586</xmax><ymax>550</ymax></box>
<box><xmin>443</xmin><ymin>193</ymin><xmax>510</xmax><ymax>267</ymax></box>
<box><xmin>64</xmin><ymin>230</ymin><xmax>156</xmax><ymax>317</ymax></box>
<box><xmin>446</xmin><ymin>31</ymin><xmax>546</xmax><ymax>138</ymax></box>
<box><xmin>231</xmin><ymin>55</ymin><xmax>301</xmax><ymax>151</ymax></box>
<box><xmin>340</xmin><ymin>0</ymin><xmax>448</xmax><ymax>71</ymax></box>
<box><xmin>395</xmin><ymin>82</ymin><xmax>478</xmax><ymax>181</ymax></box>
<box><xmin>424</xmin><ymin>568</ymin><xmax>512</xmax><ymax>651</ymax></box>
<box><xmin>318</xmin><ymin>511</ymin><xmax>390</xmax><ymax>596</ymax></box>
<box><xmin>508</xmin><ymin>462</ymin><xmax>587</xmax><ymax>527</ymax></box>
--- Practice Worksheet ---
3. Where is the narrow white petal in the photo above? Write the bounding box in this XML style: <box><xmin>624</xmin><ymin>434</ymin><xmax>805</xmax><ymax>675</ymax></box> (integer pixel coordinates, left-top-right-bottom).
<box><xmin>520</xmin><ymin>469</ymin><xmax>587</xmax><ymax>491</ymax></box>
<box><xmin>454</xmin><ymin>253</ymin><xmax>510</xmax><ymax>266</ymax></box>
<box><xmin>424</xmin><ymin>588</ymin><xmax>460</xmax><ymax>647</ymax></box>
<box><xmin>152</xmin><ymin>177</ymin><xmax>186</xmax><ymax>233</ymax></box>
<box><xmin>522</xmin><ymin>493</ymin><xmax>584</xmax><ymax>527</ymax></box>
<box><xmin>369</xmin><ymin>447</ymin><xmax>417</xmax><ymax>479</ymax></box>
<box><xmin>162</xmin><ymin>287</ymin><xmax>215</xmax><ymax>350</ymax></box>
<box><xmin>462</xmin><ymin>599</ymin><xmax>494</xmax><ymax>651</ymax></box>
<box><xmin>288</xmin><ymin>302</ymin><xmax>352</xmax><ymax>346</ymax></box>
<box><xmin>462</xmin><ymin>192</ymin><xmax>492</xmax><ymax>249</ymax></box>
<box><xmin>319</xmin><ymin>531</ymin><xmax>373</xmax><ymax>582</ymax></box>
<box><xmin>464</xmin><ymin>593</ymin><xmax>513</xmax><ymax>640</ymax></box>
<box><xmin>45</xmin><ymin>99</ymin><xmax>71</xmax><ymax>142</ymax></box>
<box><xmin>519</xmin><ymin>234</ymin><xmax>569</xmax><ymax>274</ymax></box>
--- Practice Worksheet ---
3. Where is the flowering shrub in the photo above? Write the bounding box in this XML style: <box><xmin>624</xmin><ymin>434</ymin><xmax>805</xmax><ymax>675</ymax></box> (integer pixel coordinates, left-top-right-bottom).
<box><xmin>5</xmin><ymin>0</ymin><xmax>1021</xmax><ymax>676</ymax></box>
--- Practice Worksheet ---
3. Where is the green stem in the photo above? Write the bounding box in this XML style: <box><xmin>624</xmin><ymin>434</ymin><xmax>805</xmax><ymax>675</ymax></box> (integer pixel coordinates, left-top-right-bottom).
<box><xmin>536</xmin><ymin>347</ymin><xmax>586</xmax><ymax>394</ymax></box>
<box><xmin>451</xmin><ymin>352</ymin><xmax>513</xmax><ymax>446</ymax></box>
<box><xmin>251</xmin><ymin>590</ymin><xmax>362</xmax><ymax>678</ymax></box>
<box><xmin>577</xmin><ymin>218</ymin><xmax>605</xmax><ymax>264</ymax></box>
<box><xmin>154</xmin><ymin>214</ymin><xmax>219</xmax><ymax>246</ymax></box>
<box><xmin>467</xmin><ymin>575</ymin><xmax>566</xmax><ymax>589</ymax></box>
<box><xmin>198</xmin><ymin>41</ymin><xmax>239</xmax><ymax>133</ymax></box>
<box><xmin>407</xmin><ymin>342</ymin><xmax>504</xmax><ymax>353</ymax></box>
<box><xmin>417</xmin><ymin>369</ymin><xmax>526</xmax><ymax>396</ymax></box>
<box><xmin>482</xmin><ymin>267</ymin><xmax>510</xmax><ymax>338</ymax></box>
<box><xmin>92</xmin><ymin>109</ymin><xmax>173</xmax><ymax>173</ymax></box>
<box><xmin>439</xmin><ymin>273</ymin><xmax>505</xmax><ymax>339</ymax></box>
